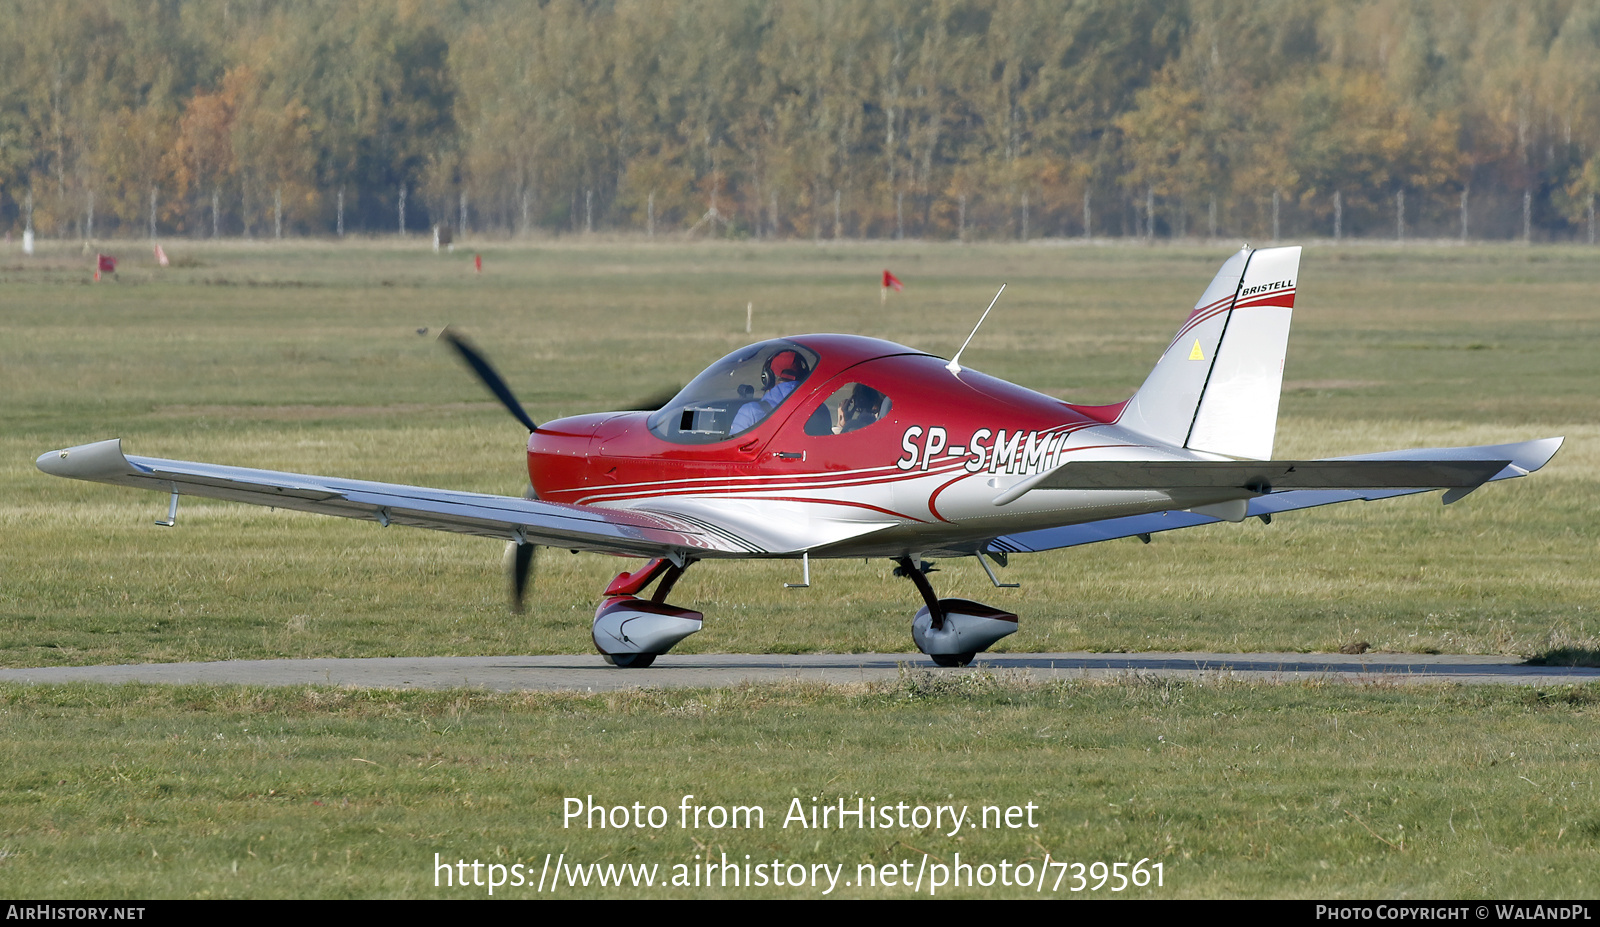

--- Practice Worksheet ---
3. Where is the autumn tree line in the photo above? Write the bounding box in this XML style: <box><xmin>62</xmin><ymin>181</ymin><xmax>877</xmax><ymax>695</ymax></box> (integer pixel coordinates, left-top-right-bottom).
<box><xmin>4</xmin><ymin>0</ymin><xmax>1600</xmax><ymax>244</ymax></box>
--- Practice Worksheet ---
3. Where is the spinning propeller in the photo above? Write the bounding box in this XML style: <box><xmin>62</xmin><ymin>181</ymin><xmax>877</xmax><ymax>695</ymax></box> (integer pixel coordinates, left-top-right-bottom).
<box><xmin>440</xmin><ymin>326</ymin><xmax>683</xmax><ymax>613</ymax></box>
<box><xmin>440</xmin><ymin>327</ymin><xmax>539</xmax><ymax>434</ymax></box>
<box><xmin>440</xmin><ymin>327</ymin><xmax>540</xmax><ymax>612</ymax></box>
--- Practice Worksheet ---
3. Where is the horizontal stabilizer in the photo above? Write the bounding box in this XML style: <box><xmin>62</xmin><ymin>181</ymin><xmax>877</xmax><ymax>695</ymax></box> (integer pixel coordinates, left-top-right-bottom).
<box><xmin>993</xmin><ymin>458</ymin><xmax>1510</xmax><ymax>505</ymax></box>
<box><xmin>988</xmin><ymin>437</ymin><xmax>1562</xmax><ymax>553</ymax></box>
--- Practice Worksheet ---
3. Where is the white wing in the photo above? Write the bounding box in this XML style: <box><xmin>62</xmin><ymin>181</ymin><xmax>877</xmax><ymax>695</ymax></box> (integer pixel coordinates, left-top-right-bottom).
<box><xmin>37</xmin><ymin>439</ymin><xmax>764</xmax><ymax>559</ymax></box>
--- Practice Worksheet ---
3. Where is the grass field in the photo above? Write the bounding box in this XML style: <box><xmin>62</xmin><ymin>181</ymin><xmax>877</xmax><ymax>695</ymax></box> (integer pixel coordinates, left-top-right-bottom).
<box><xmin>1</xmin><ymin>236</ymin><xmax>1597</xmax><ymax>897</ymax></box>
<box><xmin>0</xmin><ymin>677</ymin><xmax>1595</xmax><ymax>899</ymax></box>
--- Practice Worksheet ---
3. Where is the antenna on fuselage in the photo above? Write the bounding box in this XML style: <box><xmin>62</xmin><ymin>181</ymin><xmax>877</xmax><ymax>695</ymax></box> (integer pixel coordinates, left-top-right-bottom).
<box><xmin>946</xmin><ymin>283</ymin><xmax>1007</xmax><ymax>376</ymax></box>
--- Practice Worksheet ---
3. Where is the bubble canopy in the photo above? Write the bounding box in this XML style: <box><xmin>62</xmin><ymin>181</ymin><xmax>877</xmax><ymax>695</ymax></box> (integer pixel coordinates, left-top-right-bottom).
<box><xmin>648</xmin><ymin>339</ymin><xmax>820</xmax><ymax>444</ymax></box>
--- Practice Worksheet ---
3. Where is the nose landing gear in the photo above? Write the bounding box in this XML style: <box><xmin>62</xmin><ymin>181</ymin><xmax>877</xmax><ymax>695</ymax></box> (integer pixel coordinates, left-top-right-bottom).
<box><xmin>592</xmin><ymin>558</ymin><xmax>700</xmax><ymax>668</ymax></box>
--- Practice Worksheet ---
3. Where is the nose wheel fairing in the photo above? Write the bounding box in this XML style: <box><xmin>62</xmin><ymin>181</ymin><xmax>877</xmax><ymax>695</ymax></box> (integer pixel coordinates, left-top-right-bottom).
<box><xmin>591</xmin><ymin>597</ymin><xmax>703</xmax><ymax>663</ymax></box>
<box><xmin>592</xmin><ymin>558</ymin><xmax>700</xmax><ymax>667</ymax></box>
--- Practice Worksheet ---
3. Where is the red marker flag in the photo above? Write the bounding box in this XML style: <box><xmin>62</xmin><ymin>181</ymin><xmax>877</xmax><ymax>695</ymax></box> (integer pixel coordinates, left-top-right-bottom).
<box><xmin>97</xmin><ymin>254</ymin><xmax>117</xmax><ymax>273</ymax></box>
<box><xmin>882</xmin><ymin>269</ymin><xmax>904</xmax><ymax>291</ymax></box>
<box><xmin>474</xmin><ymin>253</ymin><xmax>482</xmax><ymax>274</ymax></box>
<box><xmin>154</xmin><ymin>244</ymin><xmax>169</xmax><ymax>267</ymax></box>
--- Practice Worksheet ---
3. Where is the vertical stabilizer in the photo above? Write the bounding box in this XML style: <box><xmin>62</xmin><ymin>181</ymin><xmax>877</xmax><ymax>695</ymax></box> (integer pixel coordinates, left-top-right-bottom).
<box><xmin>1116</xmin><ymin>246</ymin><xmax>1300</xmax><ymax>459</ymax></box>
<box><xmin>1186</xmin><ymin>246</ymin><xmax>1299</xmax><ymax>459</ymax></box>
<box><xmin>1116</xmin><ymin>247</ymin><xmax>1251</xmax><ymax>448</ymax></box>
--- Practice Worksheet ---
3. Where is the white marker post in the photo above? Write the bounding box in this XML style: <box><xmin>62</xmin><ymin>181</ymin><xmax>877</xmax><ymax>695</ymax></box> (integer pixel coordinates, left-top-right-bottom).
<box><xmin>746</xmin><ymin>301</ymin><xmax>752</xmax><ymax>334</ymax></box>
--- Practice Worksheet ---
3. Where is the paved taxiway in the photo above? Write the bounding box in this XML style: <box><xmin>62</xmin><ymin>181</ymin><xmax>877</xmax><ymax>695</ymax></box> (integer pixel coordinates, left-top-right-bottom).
<box><xmin>0</xmin><ymin>652</ymin><xmax>1595</xmax><ymax>691</ymax></box>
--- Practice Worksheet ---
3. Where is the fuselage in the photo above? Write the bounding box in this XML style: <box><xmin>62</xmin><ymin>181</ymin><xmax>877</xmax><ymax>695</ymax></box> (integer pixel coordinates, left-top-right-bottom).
<box><xmin>526</xmin><ymin>334</ymin><xmax>1241</xmax><ymax>559</ymax></box>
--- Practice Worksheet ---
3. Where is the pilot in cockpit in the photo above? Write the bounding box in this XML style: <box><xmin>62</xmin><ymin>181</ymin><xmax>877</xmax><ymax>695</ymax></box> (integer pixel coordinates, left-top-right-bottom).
<box><xmin>730</xmin><ymin>349</ymin><xmax>810</xmax><ymax>433</ymax></box>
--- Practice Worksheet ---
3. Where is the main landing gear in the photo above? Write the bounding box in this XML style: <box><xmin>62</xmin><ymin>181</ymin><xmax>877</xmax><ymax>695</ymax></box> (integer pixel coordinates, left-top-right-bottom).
<box><xmin>591</xmin><ymin>555</ymin><xmax>1015</xmax><ymax>670</ymax></box>
<box><xmin>592</xmin><ymin>558</ymin><xmax>701</xmax><ymax>668</ymax></box>
<box><xmin>894</xmin><ymin>557</ymin><xmax>1018</xmax><ymax>668</ymax></box>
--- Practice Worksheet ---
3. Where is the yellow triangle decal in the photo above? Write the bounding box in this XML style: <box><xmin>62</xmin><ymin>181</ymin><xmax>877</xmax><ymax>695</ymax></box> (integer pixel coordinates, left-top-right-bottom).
<box><xmin>1188</xmin><ymin>339</ymin><xmax>1206</xmax><ymax>361</ymax></box>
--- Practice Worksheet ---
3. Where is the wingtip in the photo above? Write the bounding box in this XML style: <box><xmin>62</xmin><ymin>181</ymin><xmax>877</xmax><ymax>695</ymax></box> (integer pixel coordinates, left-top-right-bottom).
<box><xmin>36</xmin><ymin>438</ymin><xmax>130</xmax><ymax>479</ymax></box>
<box><xmin>1517</xmin><ymin>436</ymin><xmax>1564</xmax><ymax>473</ymax></box>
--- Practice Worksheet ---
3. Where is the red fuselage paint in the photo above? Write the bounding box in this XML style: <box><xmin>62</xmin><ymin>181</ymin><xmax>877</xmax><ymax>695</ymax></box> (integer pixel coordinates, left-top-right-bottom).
<box><xmin>526</xmin><ymin>334</ymin><xmax>1105</xmax><ymax>507</ymax></box>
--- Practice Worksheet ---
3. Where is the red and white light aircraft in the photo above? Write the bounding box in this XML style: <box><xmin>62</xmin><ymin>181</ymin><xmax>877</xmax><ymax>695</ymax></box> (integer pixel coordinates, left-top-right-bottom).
<box><xmin>39</xmin><ymin>246</ymin><xmax>1561</xmax><ymax>667</ymax></box>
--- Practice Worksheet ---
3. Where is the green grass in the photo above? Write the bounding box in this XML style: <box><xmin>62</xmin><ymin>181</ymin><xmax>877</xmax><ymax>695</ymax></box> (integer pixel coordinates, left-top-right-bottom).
<box><xmin>3</xmin><ymin>237</ymin><xmax>1596</xmax><ymax>664</ymax></box>
<box><xmin>0</xmin><ymin>676</ymin><xmax>1594</xmax><ymax>898</ymax></box>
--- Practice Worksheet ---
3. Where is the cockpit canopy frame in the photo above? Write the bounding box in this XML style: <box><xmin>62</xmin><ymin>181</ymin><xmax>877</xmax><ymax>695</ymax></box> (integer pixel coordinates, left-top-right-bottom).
<box><xmin>647</xmin><ymin>339</ymin><xmax>821</xmax><ymax>444</ymax></box>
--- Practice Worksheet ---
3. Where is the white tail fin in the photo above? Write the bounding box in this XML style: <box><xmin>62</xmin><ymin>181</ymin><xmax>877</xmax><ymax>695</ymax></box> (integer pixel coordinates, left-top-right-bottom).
<box><xmin>1117</xmin><ymin>246</ymin><xmax>1300</xmax><ymax>459</ymax></box>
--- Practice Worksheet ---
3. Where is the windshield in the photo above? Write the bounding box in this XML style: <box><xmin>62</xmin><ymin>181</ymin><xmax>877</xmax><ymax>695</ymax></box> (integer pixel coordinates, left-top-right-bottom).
<box><xmin>648</xmin><ymin>339</ymin><xmax>819</xmax><ymax>444</ymax></box>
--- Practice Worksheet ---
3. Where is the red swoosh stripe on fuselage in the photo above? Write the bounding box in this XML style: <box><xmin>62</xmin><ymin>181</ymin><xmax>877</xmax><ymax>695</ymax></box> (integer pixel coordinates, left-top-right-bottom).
<box><xmin>588</xmin><ymin>427</ymin><xmax>1131</xmax><ymax>530</ymax></box>
<box><xmin>570</xmin><ymin>457</ymin><xmax>973</xmax><ymax>506</ymax></box>
<box><xmin>718</xmin><ymin>496</ymin><xmax>931</xmax><ymax>523</ymax></box>
<box><xmin>562</xmin><ymin>459</ymin><xmax>918</xmax><ymax>501</ymax></box>
<box><xmin>565</xmin><ymin>421</ymin><xmax>1103</xmax><ymax>507</ymax></box>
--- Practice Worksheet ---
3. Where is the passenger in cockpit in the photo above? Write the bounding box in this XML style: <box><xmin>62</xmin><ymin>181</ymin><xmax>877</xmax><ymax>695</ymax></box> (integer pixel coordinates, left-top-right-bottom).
<box><xmin>837</xmin><ymin>384</ymin><xmax>887</xmax><ymax>433</ymax></box>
